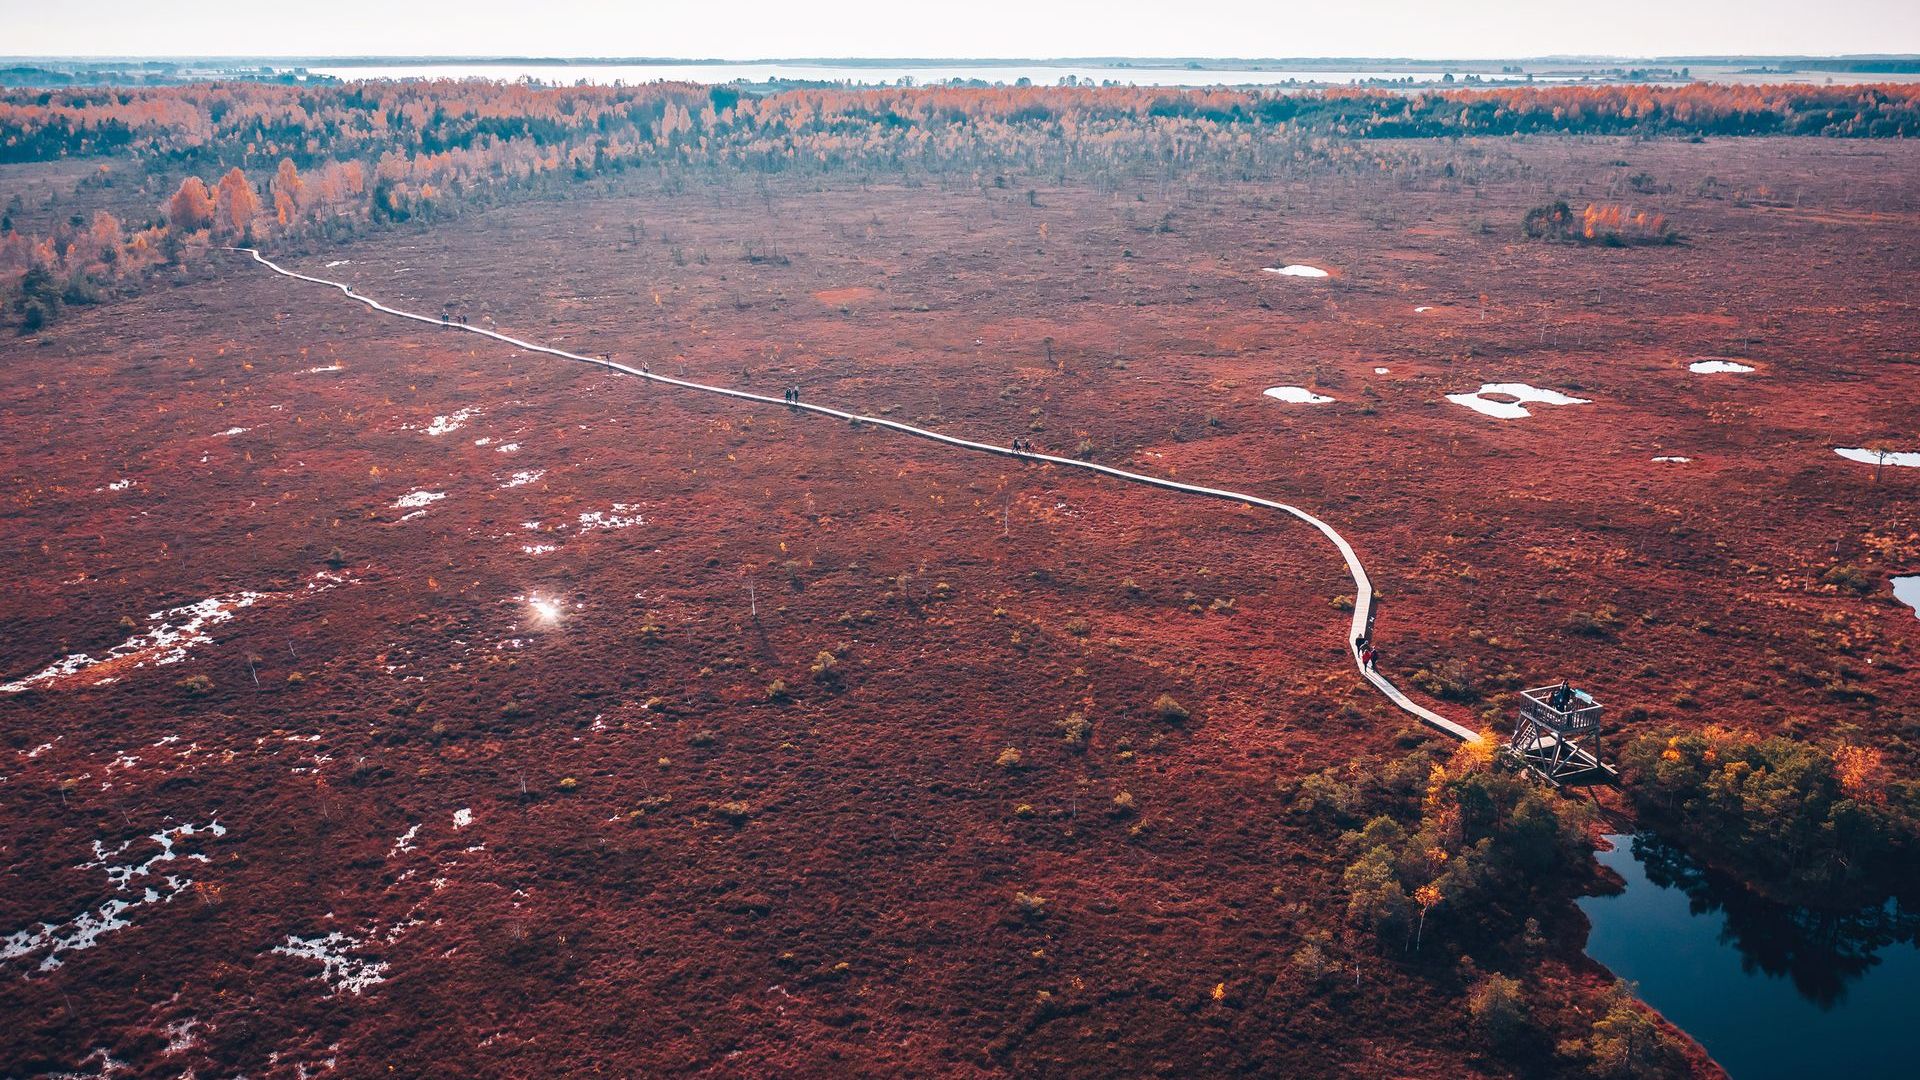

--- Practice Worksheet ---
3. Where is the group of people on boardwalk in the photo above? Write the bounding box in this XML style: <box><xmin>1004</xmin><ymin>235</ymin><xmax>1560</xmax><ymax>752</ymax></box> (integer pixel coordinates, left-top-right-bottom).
<box><xmin>782</xmin><ymin>385</ymin><xmax>802</xmax><ymax>405</ymax></box>
<box><xmin>439</xmin><ymin>311</ymin><xmax>471</xmax><ymax>326</ymax></box>
<box><xmin>1010</xmin><ymin>436</ymin><xmax>1036</xmax><ymax>454</ymax></box>
<box><xmin>1355</xmin><ymin>634</ymin><xmax>1378</xmax><ymax>672</ymax></box>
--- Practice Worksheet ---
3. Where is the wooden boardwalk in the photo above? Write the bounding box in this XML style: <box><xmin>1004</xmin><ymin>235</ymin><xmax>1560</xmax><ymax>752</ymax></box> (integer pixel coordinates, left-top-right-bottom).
<box><xmin>232</xmin><ymin>247</ymin><xmax>1483</xmax><ymax>744</ymax></box>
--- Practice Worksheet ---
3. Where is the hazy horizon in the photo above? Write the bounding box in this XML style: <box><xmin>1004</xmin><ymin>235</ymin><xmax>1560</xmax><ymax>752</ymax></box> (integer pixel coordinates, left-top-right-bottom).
<box><xmin>7</xmin><ymin>1</ymin><xmax>1918</xmax><ymax>62</ymax></box>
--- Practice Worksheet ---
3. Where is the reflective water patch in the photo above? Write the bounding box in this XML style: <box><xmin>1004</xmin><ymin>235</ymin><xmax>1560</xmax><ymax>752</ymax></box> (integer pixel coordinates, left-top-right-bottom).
<box><xmin>1446</xmin><ymin>383</ymin><xmax>1592</xmax><ymax>420</ymax></box>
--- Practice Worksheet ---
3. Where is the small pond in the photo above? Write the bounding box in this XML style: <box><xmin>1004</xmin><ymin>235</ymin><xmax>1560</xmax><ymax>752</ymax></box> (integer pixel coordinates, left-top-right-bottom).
<box><xmin>1580</xmin><ymin>833</ymin><xmax>1920</xmax><ymax>1080</ymax></box>
<box><xmin>1893</xmin><ymin>576</ymin><xmax>1919</xmax><ymax>620</ymax></box>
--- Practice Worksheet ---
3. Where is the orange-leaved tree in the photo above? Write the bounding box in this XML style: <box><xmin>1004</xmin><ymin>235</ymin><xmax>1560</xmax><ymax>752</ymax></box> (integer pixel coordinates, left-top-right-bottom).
<box><xmin>166</xmin><ymin>176</ymin><xmax>214</xmax><ymax>233</ymax></box>
<box><xmin>213</xmin><ymin>167</ymin><xmax>260</xmax><ymax>241</ymax></box>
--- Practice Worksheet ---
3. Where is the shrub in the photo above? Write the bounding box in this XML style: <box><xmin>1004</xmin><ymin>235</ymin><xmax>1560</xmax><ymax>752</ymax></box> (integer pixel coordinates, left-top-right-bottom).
<box><xmin>1153</xmin><ymin>693</ymin><xmax>1191</xmax><ymax>724</ymax></box>
<box><xmin>1058</xmin><ymin>711</ymin><xmax>1091</xmax><ymax>749</ymax></box>
<box><xmin>176</xmin><ymin>674</ymin><xmax>214</xmax><ymax>696</ymax></box>
<box><xmin>1564</xmin><ymin>985</ymin><xmax>1686</xmax><ymax>1079</ymax></box>
<box><xmin>1288</xmin><ymin>937</ymin><xmax>1335</xmax><ymax>985</ymax></box>
<box><xmin>1011</xmin><ymin>891</ymin><xmax>1048</xmax><ymax>921</ymax></box>
<box><xmin>1467</xmin><ymin>972</ymin><xmax>1527</xmax><ymax>1045</ymax></box>
<box><xmin>1341</xmin><ymin>744</ymin><xmax>1595</xmax><ymax>950</ymax></box>
<box><xmin>808</xmin><ymin>650</ymin><xmax>839</xmax><ymax>684</ymax></box>
<box><xmin>1620</xmin><ymin>728</ymin><xmax>1920</xmax><ymax>899</ymax></box>
<box><xmin>995</xmin><ymin>746</ymin><xmax>1023</xmax><ymax>770</ymax></box>
<box><xmin>1819</xmin><ymin>564</ymin><xmax>1875</xmax><ymax>594</ymax></box>
<box><xmin>1410</xmin><ymin>660</ymin><xmax>1480</xmax><ymax>703</ymax></box>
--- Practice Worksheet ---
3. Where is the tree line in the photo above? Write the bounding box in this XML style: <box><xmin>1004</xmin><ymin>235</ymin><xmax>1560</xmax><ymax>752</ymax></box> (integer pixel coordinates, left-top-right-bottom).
<box><xmin>5</xmin><ymin>79</ymin><xmax>1919</xmax><ymax>330</ymax></box>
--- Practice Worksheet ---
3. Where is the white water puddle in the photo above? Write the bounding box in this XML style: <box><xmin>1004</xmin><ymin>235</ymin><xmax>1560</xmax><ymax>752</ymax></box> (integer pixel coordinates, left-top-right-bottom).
<box><xmin>453</xmin><ymin>808</ymin><xmax>474</xmax><ymax>829</ymax></box>
<box><xmin>1653</xmin><ymin>456</ymin><xmax>1693</xmax><ymax>463</ymax></box>
<box><xmin>304</xmin><ymin>364</ymin><xmax>344</xmax><ymax>374</ymax></box>
<box><xmin>1446</xmin><ymin>383</ymin><xmax>1592</xmax><ymax>420</ymax></box>
<box><xmin>272</xmin><ymin>932</ymin><xmax>389</xmax><ymax>995</ymax></box>
<box><xmin>1892</xmin><ymin>577</ymin><xmax>1920</xmax><ymax>620</ymax></box>
<box><xmin>164</xmin><ymin>1017</ymin><xmax>202</xmax><ymax>1054</ymax></box>
<box><xmin>214</xmin><ymin>426</ymin><xmax>251</xmax><ymax>437</ymax></box>
<box><xmin>1263</xmin><ymin>386</ymin><xmax>1334</xmax><ymax>404</ymax></box>
<box><xmin>391</xmin><ymin>491</ymin><xmax>445</xmax><ymax>521</ymax></box>
<box><xmin>1835</xmin><ymin>448</ymin><xmax>1920</xmax><ymax>468</ymax></box>
<box><xmin>2</xmin><ymin>821</ymin><xmax>225</xmax><ymax>972</ymax></box>
<box><xmin>3</xmin><ymin>592</ymin><xmax>262</xmax><ymax>693</ymax></box>
<box><xmin>1689</xmin><ymin>359</ymin><xmax>1755</xmax><ymax>374</ymax></box>
<box><xmin>578</xmin><ymin>504</ymin><xmax>643</xmax><ymax>531</ymax></box>
<box><xmin>388</xmin><ymin>824</ymin><xmax>420</xmax><ymax>858</ymax></box>
<box><xmin>501</xmin><ymin>469</ymin><xmax>545</xmax><ymax>489</ymax></box>
<box><xmin>411</xmin><ymin>407</ymin><xmax>479</xmax><ymax>437</ymax></box>
<box><xmin>1263</xmin><ymin>265</ymin><xmax>1329</xmax><ymax>278</ymax></box>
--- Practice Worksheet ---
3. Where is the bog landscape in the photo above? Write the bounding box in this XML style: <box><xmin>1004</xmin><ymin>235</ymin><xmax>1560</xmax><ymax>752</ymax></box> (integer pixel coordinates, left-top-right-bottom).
<box><xmin>2</xmin><ymin>40</ymin><xmax>1918</xmax><ymax>1080</ymax></box>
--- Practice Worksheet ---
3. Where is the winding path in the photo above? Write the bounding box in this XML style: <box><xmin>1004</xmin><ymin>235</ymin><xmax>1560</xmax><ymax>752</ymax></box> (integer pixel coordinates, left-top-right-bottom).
<box><xmin>231</xmin><ymin>247</ymin><xmax>1480</xmax><ymax>743</ymax></box>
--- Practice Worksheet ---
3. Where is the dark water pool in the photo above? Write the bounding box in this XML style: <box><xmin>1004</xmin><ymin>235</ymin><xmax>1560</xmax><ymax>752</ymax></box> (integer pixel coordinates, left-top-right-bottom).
<box><xmin>1579</xmin><ymin>833</ymin><xmax>1920</xmax><ymax>1080</ymax></box>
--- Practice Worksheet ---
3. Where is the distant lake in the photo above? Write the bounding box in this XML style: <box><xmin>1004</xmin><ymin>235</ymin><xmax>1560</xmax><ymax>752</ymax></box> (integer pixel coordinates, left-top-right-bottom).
<box><xmin>299</xmin><ymin>62</ymin><xmax>1559</xmax><ymax>88</ymax></box>
<box><xmin>1579</xmin><ymin>833</ymin><xmax>1920</xmax><ymax>1080</ymax></box>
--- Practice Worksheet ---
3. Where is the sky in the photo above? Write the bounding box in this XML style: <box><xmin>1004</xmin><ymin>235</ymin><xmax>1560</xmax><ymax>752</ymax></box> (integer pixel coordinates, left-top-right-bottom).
<box><xmin>5</xmin><ymin>0</ymin><xmax>1917</xmax><ymax>60</ymax></box>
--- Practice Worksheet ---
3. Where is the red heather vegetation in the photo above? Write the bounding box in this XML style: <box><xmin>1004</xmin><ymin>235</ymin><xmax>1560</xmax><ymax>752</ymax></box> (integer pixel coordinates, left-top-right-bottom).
<box><xmin>4</xmin><ymin>80</ymin><xmax>1919</xmax><ymax>327</ymax></box>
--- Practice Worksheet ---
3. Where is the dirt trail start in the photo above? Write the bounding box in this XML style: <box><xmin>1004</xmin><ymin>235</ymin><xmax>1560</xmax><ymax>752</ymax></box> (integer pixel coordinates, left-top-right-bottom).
<box><xmin>231</xmin><ymin>247</ymin><xmax>1481</xmax><ymax>743</ymax></box>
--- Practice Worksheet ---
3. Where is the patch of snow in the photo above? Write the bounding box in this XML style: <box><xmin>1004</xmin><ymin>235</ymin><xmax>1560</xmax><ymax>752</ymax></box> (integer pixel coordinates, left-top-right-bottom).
<box><xmin>164</xmin><ymin>1017</ymin><xmax>201</xmax><ymax>1054</ymax></box>
<box><xmin>1263</xmin><ymin>264</ymin><xmax>1329</xmax><ymax>278</ymax></box>
<box><xmin>272</xmin><ymin>932</ymin><xmax>389</xmax><ymax>995</ymax></box>
<box><xmin>1373</xmin><ymin>367</ymin><xmax>1390</xmax><ymax>375</ymax></box>
<box><xmin>304</xmin><ymin>364</ymin><xmax>344</xmax><ymax>373</ymax></box>
<box><xmin>3</xmin><ymin>821</ymin><xmax>223</xmax><ymax>972</ymax></box>
<box><xmin>392</xmin><ymin>490</ymin><xmax>445</xmax><ymax>510</ymax></box>
<box><xmin>495</xmin><ymin>442</ymin><xmax>521</xmax><ymax>453</ymax></box>
<box><xmin>523</xmin><ymin>544</ymin><xmax>558</xmax><ymax>556</ymax></box>
<box><xmin>388</xmin><ymin>824</ymin><xmax>420</xmax><ymax>858</ymax></box>
<box><xmin>1446</xmin><ymin>383</ymin><xmax>1592</xmax><ymax>420</ymax></box>
<box><xmin>501</xmin><ymin>469</ymin><xmax>545</xmax><ymax>489</ymax></box>
<box><xmin>578</xmin><ymin>504</ymin><xmax>643</xmax><ymax>531</ymax></box>
<box><xmin>97</xmin><ymin>479</ymin><xmax>134</xmax><ymax>492</ymax></box>
<box><xmin>1652</xmin><ymin>456</ymin><xmax>1693</xmax><ymax>463</ymax></box>
<box><xmin>1689</xmin><ymin>359</ymin><xmax>1755</xmax><ymax>374</ymax></box>
<box><xmin>323</xmin><ymin>260</ymin><xmax>350</xmax><ymax>268</ymax></box>
<box><xmin>1414</xmin><ymin>306</ymin><xmax>1433</xmax><ymax>313</ymax></box>
<box><xmin>1835</xmin><ymin>448</ymin><xmax>1920</xmax><ymax>468</ymax></box>
<box><xmin>214</xmin><ymin>427</ymin><xmax>250</xmax><ymax>437</ymax></box>
<box><xmin>419</xmin><ymin>408</ymin><xmax>479</xmax><ymax>436</ymax></box>
<box><xmin>3</xmin><ymin>593</ymin><xmax>263</xmax><ymax>693</ymax></box>
<box><xmin>453</xmin><ymin>808</ymin><xmax>474</xmax><ymax>829</ymax></box>
<box><xmin>1263</xmin><ymin>386</ymin><xmax>1334</xmax><ymax>404</ymax></box>
<box><xmin>474</xmin><ymin>437</ymin><xmax>493</xmax><ymax>447</ymax></box>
